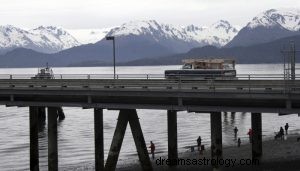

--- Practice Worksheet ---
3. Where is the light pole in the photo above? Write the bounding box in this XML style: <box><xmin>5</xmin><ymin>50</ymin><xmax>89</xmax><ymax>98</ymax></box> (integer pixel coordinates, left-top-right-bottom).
<box><xmin>106</xmin><ymin>36</ymin><xmax>116</xmax><ymax>79</ymax></box>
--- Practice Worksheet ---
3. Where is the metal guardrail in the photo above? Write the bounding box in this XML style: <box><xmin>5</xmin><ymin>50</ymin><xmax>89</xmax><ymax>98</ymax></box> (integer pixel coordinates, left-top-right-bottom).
<box><xmin>0</xmin><ymin>74</ymin><xmax>298</xmax><ymax>80</ymax></box>
<box><xmin>0</xmin><ymin>74</ymin><xmax>299</xmax><ymax>95</ymax></box>
<box><xmin>0</xmin><ymin>77</ymin><xmax>299</xmax><ymax>95</ymax></box>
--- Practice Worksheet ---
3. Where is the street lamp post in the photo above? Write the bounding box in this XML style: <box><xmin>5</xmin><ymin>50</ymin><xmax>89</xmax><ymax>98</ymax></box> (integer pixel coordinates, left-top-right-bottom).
<box><xmin>106</xmin><ymin>36</ymin><xmax>116</xmax><ymax>79</ymax></box>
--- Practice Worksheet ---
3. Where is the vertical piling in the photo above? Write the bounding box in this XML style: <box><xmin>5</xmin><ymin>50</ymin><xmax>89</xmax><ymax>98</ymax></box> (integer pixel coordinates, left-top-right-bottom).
<box><xmin>48</xmin><ymin>107</ymin><xmax>58</xmax><ymax>171</ymax></box>
<box><xmin>210</xmin><ymin>112</ymin><xmax>222</xmax><ymax>168</ymax></box>
<box><xmin>29</xmin><ymin>106</ymin><xmax>39</xmax><ymax>171</ymax></box>
<box><xmin>94</xmin><ymin>108</ymin><xmax>104</xmax><ymax>171</ymax></box>
<box><xmin>128</xmin><ymin>109</ymin><xmax>153</xmax><ymax>171</ymax></box>
<box><xmin>167</xmin><ymin>110</ymin><xmax>178</xmax><ymax>165</ymax></box>
<box><xmin>251</xmin><ymin>112</ymin><xmax>262</xmax><ymax>159</ymax></box>
<box><xmin>105</xmin><ymin>110</ymin><xmax>128</xmax><ymax>171</ymax></box>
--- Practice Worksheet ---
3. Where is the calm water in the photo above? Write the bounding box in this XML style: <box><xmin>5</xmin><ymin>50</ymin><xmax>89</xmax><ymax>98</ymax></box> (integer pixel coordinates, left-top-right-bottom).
<box><xmin>1</xmin><ymin>64</ymin><xmax>300</xmax><ymax>170</ymax></box>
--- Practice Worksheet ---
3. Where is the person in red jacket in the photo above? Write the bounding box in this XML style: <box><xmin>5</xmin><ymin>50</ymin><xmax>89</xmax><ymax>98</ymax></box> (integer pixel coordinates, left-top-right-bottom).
<box><xmin>247</xmin><ymin>128</ymin><xmax>253</xmax><ymax>143</ymax></box>
<box><xmin>149</xmin><ymin>141</ymin><xmax>155</xmax><ymax>160</ymax></box>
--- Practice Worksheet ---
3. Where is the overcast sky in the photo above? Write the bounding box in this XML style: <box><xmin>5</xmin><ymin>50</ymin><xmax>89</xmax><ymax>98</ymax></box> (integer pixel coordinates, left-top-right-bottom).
<box><xmin>0</xmin><ymin>0</ymin><xmax>300</xmax><ymax>29</ymax></box>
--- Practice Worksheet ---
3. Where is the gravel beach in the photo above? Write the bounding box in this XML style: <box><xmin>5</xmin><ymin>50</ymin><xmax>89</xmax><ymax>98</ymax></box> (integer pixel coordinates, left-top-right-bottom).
<box><xmin>118</xmin><ymin>133</ymin><xmax>300</xmax><ymax>171</ymax></box>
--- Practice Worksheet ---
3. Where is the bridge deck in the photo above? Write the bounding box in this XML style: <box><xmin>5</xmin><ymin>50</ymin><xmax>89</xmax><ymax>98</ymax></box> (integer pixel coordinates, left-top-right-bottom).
<box><xmin>0</xmin><ymin>79</ymin><xmax>300</xmax><ymax>113</ymax></box>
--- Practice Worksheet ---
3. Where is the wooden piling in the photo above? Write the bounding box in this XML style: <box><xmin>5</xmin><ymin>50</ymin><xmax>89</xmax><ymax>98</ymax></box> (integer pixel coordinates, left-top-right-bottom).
<box><xmin>251</xmin><ymin>112</ymin><xmax>262</xmax><ymax>159</ymax></box>
<box><xmin>105</xmin><ymin>110</ymin><xmax>128</xmax><ymax>171</ymax></box>
<box><xmin>29</xmin><ymin>106</ymin><xmax>39</xmax><ymax>171</ymax></box>
<box><xmin>94</xmin><ymin>108</ymin><xmax>104</xmax><ymax>171</ymax></box>
<box><xmin>167</xmin><ymin>110</ymin><xmax>178</xmax><ymax>166</ymax></box>
<box><xmin>210</xmin><ymin>112</ymin><xmax>222</xmax><ymax>168</ymax></box>
<box><xmin>128</xmin><ymin>109</ymin><xmax>152</xmax><ymax>171</ymax></box>
<box><xmin>105</xmin><ymin>109</ymin><xmax>152</xmax><ymax>171</ymax></box>
<box><xmin>48</xmin><ymin>107</ymin><xmax>58</xmax><ymax>171</ymax></box>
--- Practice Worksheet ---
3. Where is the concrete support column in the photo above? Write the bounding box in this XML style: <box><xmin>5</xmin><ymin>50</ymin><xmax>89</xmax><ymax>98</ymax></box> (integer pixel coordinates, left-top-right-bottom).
<box><xmin>94</xmin><ymin>108</ymin><xmax>104</xmax><ymax>171</ymax></box>
<box><xmin>48</xmin><ymin>107</ymin><xmax>58</xmax><ymax>171</ymax></box>
<box><xmin>29</xmin><ymin>106</ymin><xmax>39</xmax><ymax>171</ymax></box>
<box><xmin>128</xmin><ymin>109</ymin><xmax>152</xmax><ymax>171</ymax></box>
<box><xmin>105</xmin><ymin>110</ymin><xmax>128</xmax><ymax>171</ymax></box>
<box><xmin>210</xmin><ymin>112</ymin><xmax>222</xmax><ymax>167</ymax></box>
<box><xmin>167</xmin><ymin>110</ymin><xmax>178</xmax><ymax>165</ymax></box>
<box><xmin>251</xmin><ymin>112</ymin><xmax>262</xmax><ymax>159</ymax></box>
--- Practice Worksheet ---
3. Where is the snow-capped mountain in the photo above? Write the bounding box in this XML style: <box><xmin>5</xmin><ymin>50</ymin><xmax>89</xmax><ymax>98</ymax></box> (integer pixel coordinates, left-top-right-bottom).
<box><xmin>106</xmin><ymin>20</ymin><xmax>239</xmax><ymax>49</ymax></box>
<box><xmin>227</xmin><ymin>8</ymin><xmax>300</xmax><ymax>47</ymax></box>
<box><xmin>67</xmin><ymin>28</ymin><xmax>112</xmax><ymax>44</ymax></box>
<box><xmin>0</xmin><ymin>25</ymin><xmax>80</xmax><ymax>54</ymax></box>
<box><xmin>247</xmin><ymin>8</ymin><xmax>300</xmax><ymax>31</ymax></box>
<box><xmin>183</xmin><ymin>20</ymin><xmax>239</xmax><ymax>46</ymax></box>
<box><xmin>30</xmin><ymin>26</ymin><xmax>80</xmax><ymax>52</ymax></box>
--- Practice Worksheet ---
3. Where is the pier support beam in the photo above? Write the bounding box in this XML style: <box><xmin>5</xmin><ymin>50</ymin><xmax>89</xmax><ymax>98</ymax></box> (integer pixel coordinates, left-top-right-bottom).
<box><xmin>251</xmin><ymin>112</ymin><xmax>262</xmax><ymax>159</ymax></box>
<box><xmin>210</xmin><ymin>112</ymin><xmax>222</xmax><ymax>167</ymax></box>
<box><xmin>94</xmin><ymin>108</ymin><xmax>104</xmax><ymax>171</ymax></box>
<box><xmin>48</xmin><ymin>107</ymin><xmax>58</xmax><ymax>171</ymax></box>
<box><xmin>30</xmin><ymin>106</ymin><xmax>39</xmax><ymax>171</ymax></box>
<box><xmin>105</xmin><ymin>109</ymin><xmax>152</xmax><ymax>171</ymax></box>
<box><xmin>167</xmin><ymin>110</ymin><xmax>178</xmax><ymax>165</ymax></box>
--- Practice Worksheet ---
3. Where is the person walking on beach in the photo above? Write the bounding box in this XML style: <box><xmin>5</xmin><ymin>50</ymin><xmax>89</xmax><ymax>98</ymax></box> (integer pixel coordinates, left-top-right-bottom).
<box><xmin>149</xmin><ymin>141</ymin><xmax>155</xmax><ymax>160</ymax></box>
<box><xmin>237</xmin><ymin>138</ymin><xmax>241</xmax><ymax>147</ymax></box>
<box><xmin>234</xmin><ymin>127</ymin><xmax>238</xmax><ymax>139</ymax></box>
<box><xmin>280</xmin><ymin>127</ymin><xmax>284</xmax><ymax>140</ymax></box>
<box><xmin>247</xmin><ymin>128</ymin><xmax>253</xmax><ymax>143</ymax></box>
<box><xmin>197</xmin><ymin>136</ymin><xmax>202</xmax><ymax>151</ymax></box>
<box><xmin>285</xmin><ymin>123</ymin><xmax>289</xmax><ymax>135</ymax></box>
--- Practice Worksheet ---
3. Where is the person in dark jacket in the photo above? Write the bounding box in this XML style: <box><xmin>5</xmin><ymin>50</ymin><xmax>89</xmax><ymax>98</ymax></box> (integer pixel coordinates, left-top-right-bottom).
<box><xmin>285</xmin><ymin>123</ymin><xmax>289</xmax><ymax>135</ymax></box>
<box><xmin>234</xmin><ymin>127</ymin><xmax>238</xmax><ymax>138</ymax></box>
<box><xmin>237</xmin><ymin>138</ymin><xmax>241</xmax><ymax>147</ymax></box>
<box><xmin>280</xmin><ymin>127</ymin><xmax>284</xmax><ymax>140</ymax></box>
<box><xmin>149</xmin><ymin>141</ymin><xmax>155</xmax><ymax>159</ymax></box>
<box><xmin>197</xmin><ymin>136</ymin><xmax>202</xmax><ymax>151</ymax></box>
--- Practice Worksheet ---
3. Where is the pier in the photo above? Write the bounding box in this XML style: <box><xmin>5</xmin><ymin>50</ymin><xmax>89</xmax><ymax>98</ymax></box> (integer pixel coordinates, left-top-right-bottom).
<box><xmin>1</xmin><ymin>74</ymin><xmax>300</xmax><ymax>170</ymax></box>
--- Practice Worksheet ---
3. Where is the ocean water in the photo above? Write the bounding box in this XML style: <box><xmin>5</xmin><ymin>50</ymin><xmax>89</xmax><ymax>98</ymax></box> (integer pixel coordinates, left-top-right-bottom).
<box><xmin>0</xmin><ymin>64</ymin><xmax>300</xmax><ymax>170</ymax></box>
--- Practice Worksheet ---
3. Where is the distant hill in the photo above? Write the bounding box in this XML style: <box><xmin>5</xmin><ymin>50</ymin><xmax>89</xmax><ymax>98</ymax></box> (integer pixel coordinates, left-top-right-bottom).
<box><xmin>0</xmin><ymin>48</ymin><xmax>51</xmax><ymax>67</ymax></box>
<box><xmin>122</xmin><ymin>35</ymin><xmax>300</xmax><ymax>66</ymax></box>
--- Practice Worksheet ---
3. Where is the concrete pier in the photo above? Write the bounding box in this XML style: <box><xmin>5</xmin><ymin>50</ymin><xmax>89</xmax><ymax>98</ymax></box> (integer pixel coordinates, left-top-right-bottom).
<box><xmin>48</xmin><ymin>107</ymin><xmax>58</xmax><ymax>171</ymax></box>
<box><xmin>210</xmin><ymin>112</ymin><xmax>222</xmax><ymax>167</ymax></box>
<box><xmin>251</xmin><ymin>112</ymin><xmax>262</xmax><ymax>159</ymax></box>
<box><xmin>167</xmin><ymin>110</ymin><xmax>178</xmax><ymax>165</ymax></box>
<box><xmin>29</xmin><ymin>106</ymin><xmax>39</xmax><ymax>171</ymax></box>
<box><xmin>105</xmin><ymin>109</ymin><xmax>152</xmax><ymax>171</ymax></box>
<box><xmin>94</xmin><ymin>108</ymin><xmax>104</xmax><ymax>171</ymax></box>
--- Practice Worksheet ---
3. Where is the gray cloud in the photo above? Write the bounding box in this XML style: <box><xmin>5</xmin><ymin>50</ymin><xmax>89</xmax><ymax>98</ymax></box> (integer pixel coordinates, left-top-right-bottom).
<box><xmin>0</xmin><ymin>0</ymin><xmax>299</xmax><ymax>29</ymax></box>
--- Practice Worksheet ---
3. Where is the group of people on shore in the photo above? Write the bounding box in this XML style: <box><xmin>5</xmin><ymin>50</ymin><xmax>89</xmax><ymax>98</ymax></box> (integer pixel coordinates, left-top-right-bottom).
<box><xmin>275</xmin><ymin>123</ymin><xmax>289</xmax><ymax>140</ymax></box>
<box><xmin>235</xmin><ymin>123</ymin><xmax>289</xmax><ymax>147</ymax></box>
<box><xmin>148</xmin><ymin>123</ymin><xmax>290</xmax><ymax>159</ymax></box>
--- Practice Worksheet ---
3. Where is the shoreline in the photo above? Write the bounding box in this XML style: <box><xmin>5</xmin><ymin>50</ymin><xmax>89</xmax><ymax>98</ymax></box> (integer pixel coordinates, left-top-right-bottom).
<box><xmin>118</xmin><ymin>133</ymin><xmax>300</xmax><ymax>171</ymax></box>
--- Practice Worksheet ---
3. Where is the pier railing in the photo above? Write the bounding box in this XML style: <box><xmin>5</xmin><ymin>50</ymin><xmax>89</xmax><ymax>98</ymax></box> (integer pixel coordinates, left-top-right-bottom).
<box><xmin>0</xmin><ymin>74</ymin><xmax>299</xmax><ymax>95</ymax></box>
<box><xmin>0</xmin><ymin>73</ymin><xmax>297</xmax><ymax>80</ymax></box>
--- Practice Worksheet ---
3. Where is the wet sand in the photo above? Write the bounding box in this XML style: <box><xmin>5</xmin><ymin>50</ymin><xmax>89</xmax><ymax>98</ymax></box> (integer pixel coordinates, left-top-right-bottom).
<box><xmin>118</xmin><ymin>133</ymin><xmax>300</xmax><ymax>171</ymax></box>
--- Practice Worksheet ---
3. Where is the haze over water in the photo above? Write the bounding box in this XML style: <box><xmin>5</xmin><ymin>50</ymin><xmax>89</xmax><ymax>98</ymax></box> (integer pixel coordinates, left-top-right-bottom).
<box><xmin>0</xmin><ymin>64</ymin><xmax>300</xmax><ymax>170</ymax></box>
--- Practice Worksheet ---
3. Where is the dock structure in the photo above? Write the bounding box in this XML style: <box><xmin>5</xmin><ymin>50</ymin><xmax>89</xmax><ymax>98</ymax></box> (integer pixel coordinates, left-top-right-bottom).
<box><xmin>1</xmin><ymin>75</ymin><xmax>300</xmax><ymax>170</ymax></box>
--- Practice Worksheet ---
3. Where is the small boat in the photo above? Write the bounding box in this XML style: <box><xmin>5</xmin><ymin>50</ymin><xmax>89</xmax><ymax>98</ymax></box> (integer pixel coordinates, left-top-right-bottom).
<box><xmin>32</xmin><ymin>63</ymin><xmax>55</xmax><ymax>79</ymax></box>
<box><xmin>165</xmin><ymin>58</ymin><xmax>236</xmax><ymax>80</ymax></box>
